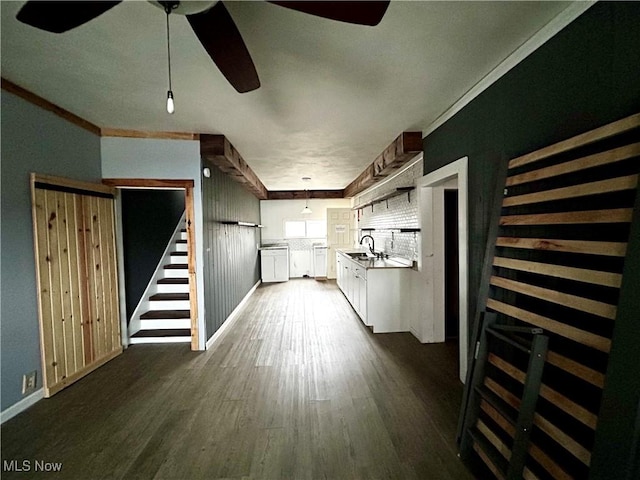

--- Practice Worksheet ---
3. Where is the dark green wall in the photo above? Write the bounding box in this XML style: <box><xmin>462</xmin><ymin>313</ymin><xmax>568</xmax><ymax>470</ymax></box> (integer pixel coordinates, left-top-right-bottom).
<box><xmin>421</xmin><ymin>2</ymin><xmax>640</xmax><ymax>477</ymax></box>
<box><xmin>201</xmin><ymin>164</ymin><xmax>261</xmax><ymax>339</ymax></box>
<box><xmin>423</xmin><ymin>1</ymin><xmax>640</xmax><ymax>336</ymax></box>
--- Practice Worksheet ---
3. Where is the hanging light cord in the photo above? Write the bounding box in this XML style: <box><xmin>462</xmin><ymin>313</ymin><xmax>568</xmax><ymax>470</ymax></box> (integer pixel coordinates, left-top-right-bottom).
<box><xmin>165</xmin><ymin>6</ymin><xmax>173</xmax><ymax>93</ymax></box>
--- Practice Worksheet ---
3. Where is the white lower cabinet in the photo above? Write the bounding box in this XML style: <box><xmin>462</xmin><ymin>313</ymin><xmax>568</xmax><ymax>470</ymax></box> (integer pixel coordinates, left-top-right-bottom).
<box><xmin>261</xmin><ymin>248</ymin><xmax>289</xmax><ymax>282</ymax></box>
<box><xmin>336</xmin><ymin>251</ymin><xmax>410</xmax><ymax>332</ymax></box>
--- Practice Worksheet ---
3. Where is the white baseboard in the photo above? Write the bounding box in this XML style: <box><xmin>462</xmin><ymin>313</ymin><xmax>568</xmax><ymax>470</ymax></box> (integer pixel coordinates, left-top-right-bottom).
<box><xmin>1</xmin><ymin>389</ymin><xmax>45</xmax><ymax>424</ymax></box>
<box><xmin>206</xmin><ymin>280</ymin><xmax>261</xmax><ymax>350</ymax></box>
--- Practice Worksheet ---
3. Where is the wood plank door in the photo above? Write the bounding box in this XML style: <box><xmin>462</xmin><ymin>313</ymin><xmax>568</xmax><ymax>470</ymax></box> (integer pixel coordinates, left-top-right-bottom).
<box><xmin>31</xmin><ymin>174</ymin><xmax>122</xmax><ymax>397</ymax></box>
<box><xmin>326</xmin><ymin>208</ymin><xmax>355</xmax><ymax>279</ymax></box>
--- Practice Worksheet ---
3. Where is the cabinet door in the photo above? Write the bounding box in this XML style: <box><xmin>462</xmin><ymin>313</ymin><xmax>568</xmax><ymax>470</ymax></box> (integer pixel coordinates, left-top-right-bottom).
<box><xmin>358</xmin><ymin>275</ymin><xmax>368</xmax><ymax>323</ymax></box>
<box><xmin>336</xmin><ymin>256</ymin><xmax>342</xmax><ymax>288</ymax></box>
<box><xmin>261</xmin><ymin>254</ymin><xmax>276</xmax><ymax>282</ymax></box>
<box><xmin>274</xmin><ymin>253</ymin><xmax>289</xmax><ymax>281</ymax></box>
<box><xmin>344</xmin><ymin>261</ymin><xmax>352</xmax><ymax>301</ymax></box>
<box><xmin>352</xmin><ymin>267</ymin><xmax>361</xmax><ymax>313</ymax></box>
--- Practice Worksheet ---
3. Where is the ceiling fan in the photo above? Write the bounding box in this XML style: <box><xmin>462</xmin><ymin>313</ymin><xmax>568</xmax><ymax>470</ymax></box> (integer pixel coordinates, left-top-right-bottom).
<box><xmin>15</xmin><ymin>0</ymin><xmax>391</xmax><ymax>94</ymax></box>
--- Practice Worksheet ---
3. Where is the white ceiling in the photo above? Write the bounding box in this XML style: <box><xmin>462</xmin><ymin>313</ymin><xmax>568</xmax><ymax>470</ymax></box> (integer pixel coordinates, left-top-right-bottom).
<box><xmin>1</xmin><ymin>0</ymin><xmax>573</xmax><ymax>191</ymax></box>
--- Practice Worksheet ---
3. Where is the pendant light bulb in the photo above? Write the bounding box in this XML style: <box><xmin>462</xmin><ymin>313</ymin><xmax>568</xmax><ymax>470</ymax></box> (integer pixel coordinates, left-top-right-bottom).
<box><xmin>166</xmin><ymin>90</ymin><xmax>175</xmax><ymax>114</ymax></box>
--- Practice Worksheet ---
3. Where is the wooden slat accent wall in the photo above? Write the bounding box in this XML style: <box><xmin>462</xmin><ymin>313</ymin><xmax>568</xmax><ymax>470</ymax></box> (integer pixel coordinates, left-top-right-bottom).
<box><xmin>31</xmin><ymin>174</ymin><xmax>122</xmax><ymax>397</ymax></box>
<box><xmin>471</xmin><ymin>113</ymin><xmax>640</xmax><ymax>479</ymax></box>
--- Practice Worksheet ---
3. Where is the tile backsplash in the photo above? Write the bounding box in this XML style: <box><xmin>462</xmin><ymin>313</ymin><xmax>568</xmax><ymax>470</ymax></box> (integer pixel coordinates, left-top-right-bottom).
<box><xmin>354</xmin><ymin>160</ymin><xmax>422</xmax><ymax>261</ymax></box>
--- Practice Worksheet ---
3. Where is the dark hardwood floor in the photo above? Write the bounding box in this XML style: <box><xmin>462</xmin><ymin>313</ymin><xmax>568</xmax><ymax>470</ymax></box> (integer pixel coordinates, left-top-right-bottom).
<box><xmin>1</xmin><ymin>279</ymin><xmax>472</xmax><ymax>479</ymax></box>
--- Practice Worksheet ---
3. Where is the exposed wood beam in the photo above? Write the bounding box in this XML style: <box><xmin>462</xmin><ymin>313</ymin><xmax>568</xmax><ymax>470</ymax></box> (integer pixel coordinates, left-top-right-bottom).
<box><xmin>2</xmin><ymin>77</ymin><xmax>101</xmax><ymax>136</ymax></box>
<box><xmin>102</xmin><ymin>179</ymin><xmax>194</xmax><ymax>189</ymax></box>
<box><xmin>267</xmin><ymin>190</ymin><xmax>344</xmax><ymax>200</ymax></box>
<box><xmin>101</xmin><ymin>128</ymin><xmax>199</xmax><ymax>141</ymax></box>
<box><xmin>344</xmin><ymin>132</ymin><xmax>422</xmax><ymax>198</ymax></box>
<box><xmin>200</xmin><ymin>134</ymin><xmax>268</xmax><ymax>200</ymax></box>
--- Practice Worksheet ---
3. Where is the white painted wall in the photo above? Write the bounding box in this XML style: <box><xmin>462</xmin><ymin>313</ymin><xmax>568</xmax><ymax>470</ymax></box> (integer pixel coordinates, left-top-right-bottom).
<box><xmin>100</xmin><ymin>137</ymin><xmax>206</xmax><ymax>350</ymax></box>
<box><xmin>260</xmin><ymin>198</ymin><xmax>351</xmax><ymax>240</ymax></box>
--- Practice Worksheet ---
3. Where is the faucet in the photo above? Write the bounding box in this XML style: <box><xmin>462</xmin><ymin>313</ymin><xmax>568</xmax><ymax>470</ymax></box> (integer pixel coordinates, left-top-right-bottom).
<box><xmin>359</xmin><ymin>235</ymin><xmax>376</xmax><ymax>256</ymax></box>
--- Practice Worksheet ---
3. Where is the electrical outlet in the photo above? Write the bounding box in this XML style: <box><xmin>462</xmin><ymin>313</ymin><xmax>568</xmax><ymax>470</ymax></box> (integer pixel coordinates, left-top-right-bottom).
<box><xmin>22</xmin><ymin>371</ymin><xmax>37</xmax><ymax>395</ymax></box>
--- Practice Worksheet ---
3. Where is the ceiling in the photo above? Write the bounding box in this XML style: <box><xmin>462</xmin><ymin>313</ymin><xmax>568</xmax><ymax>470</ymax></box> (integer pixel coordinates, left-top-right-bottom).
<box><xmin>1</xmin><ymin>0</ymin><xmax>573</xmax><ymax>191</ymax></box>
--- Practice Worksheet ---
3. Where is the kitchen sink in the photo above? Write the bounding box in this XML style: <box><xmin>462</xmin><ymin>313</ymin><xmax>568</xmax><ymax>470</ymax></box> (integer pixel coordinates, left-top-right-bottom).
<box><xmin>347</xmin><ymin>253</ymin><xmax>372</xmax><ymax>260</ymax></box>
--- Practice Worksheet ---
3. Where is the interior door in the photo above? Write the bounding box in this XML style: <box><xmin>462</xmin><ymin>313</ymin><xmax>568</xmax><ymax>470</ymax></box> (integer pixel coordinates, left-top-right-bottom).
<box><xmin>31</xmin><ymin>173</ymin><xmax>122</xmax><ymax>397</ymax></box>
<box><xmin>326</xmin><ymin>208</ymin><xmax>355</xmax><ymax>279</ymax></box>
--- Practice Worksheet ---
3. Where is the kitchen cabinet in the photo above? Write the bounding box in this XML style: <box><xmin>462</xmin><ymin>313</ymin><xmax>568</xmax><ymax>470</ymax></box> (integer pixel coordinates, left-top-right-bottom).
<box><xmin>313</xmin><ymin>245</ymin><xmax>328</xmax><ymax>278</ymax></box>
<box><xmin>260</xmin><ymin>247</ymin><xmax>289</xmax><ymax>282</ymax></box>
<box><xmin>336</xmin><ymin>251</ymin><xmax>412</xmax><ymax>332</ymax></box>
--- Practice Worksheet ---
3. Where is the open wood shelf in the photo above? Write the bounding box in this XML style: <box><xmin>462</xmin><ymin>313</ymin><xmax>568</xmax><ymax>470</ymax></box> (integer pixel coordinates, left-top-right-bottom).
<box><xmin>219</xmin><ymin>221</ymin><xmax>264</xmax><ymax>228</ymax></box>
<box><xmin>352</xmin><ymin>187</ymin><xmax>415</xmax><ymax>211</ymax></box>
<box><xmin>356</xmin><ymin>227</ymin><xmax>420</xmax><ymax>233</ymax></box>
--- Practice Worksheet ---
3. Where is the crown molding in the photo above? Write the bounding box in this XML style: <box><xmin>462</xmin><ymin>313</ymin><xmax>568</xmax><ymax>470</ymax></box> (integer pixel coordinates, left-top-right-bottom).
<box><xmin>2</xmin><ymin>77</ymin><xmax>102</xmax><ymax>135</ymax></box>
<box><xmin>1</xmin><ymin>78</ymin><xmax>199</xmax><ymax>140</ymax></box>
<box><xmin>100</xmin><ymin>128</ymin><xmax>199</xmax><ymax>141</ymax></box>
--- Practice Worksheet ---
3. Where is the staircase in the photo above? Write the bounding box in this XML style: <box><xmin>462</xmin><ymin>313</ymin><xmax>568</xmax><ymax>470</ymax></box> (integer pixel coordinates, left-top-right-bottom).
<box><xmin>129</xmin><ymin>217</ymin><xmax>192</xmax><ymax>344</ymax></box>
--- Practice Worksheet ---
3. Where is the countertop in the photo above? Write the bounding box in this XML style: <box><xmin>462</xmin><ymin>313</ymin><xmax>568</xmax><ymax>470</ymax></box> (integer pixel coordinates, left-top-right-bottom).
<box><xmin>337</xmin><ymin>249</ymin><xmax>414</xmax><ymax>270</ymax></box>
<box><xmin>259</xmin><ymin>244</ymin><xmax>289</xmax><ymax>250</ymax></box>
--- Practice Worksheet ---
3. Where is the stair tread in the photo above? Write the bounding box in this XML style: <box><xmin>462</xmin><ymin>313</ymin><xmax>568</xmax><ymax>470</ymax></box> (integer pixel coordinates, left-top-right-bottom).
<box><xmin>164</xmin><ymin>264</ymin><xmax>188</xmax><ymax>269</ymax></box>
<box><xmin>171</xmin><ymin>251</ymin><xmax>188</xmax><ymax>256</ymax></box>
<box><xmin>131</xmin><ymin>329</ymin><xmax>191</xmax><ymax>338</ymax></box>
<box><xmin>149</xmin><ymin>293</ymin><xmax>189</xmax><ymax>301</ymax></box>
<box><xmin>140</xmin><ymin>310</ymin><xmax>190</xmax><ymax>319</ymax></box>
<box><xmin>157</xmin><ymin>278</ymin><xmax>188</xmax><ymax>284</ymax></box>
<box><xmin>176</xmin><ymin>239</ymin><xmax>187</xmax><ymax>244</ymax></box>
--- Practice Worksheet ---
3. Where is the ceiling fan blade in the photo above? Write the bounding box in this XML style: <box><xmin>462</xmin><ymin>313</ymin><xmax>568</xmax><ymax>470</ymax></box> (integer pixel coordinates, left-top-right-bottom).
<box><xmin>16</xmin><ymin>1</ymin><xmax>121</xmax><ymax>33</ymax></box>
<box><xmin>269</xmin><ymin>1</ymin><xmax>390</xmax><ymax>26</ymax></box>
<box><xmin>187</xmin><ymin>2</ymin><xmax>260</xmax><ymax>94</ymax></box>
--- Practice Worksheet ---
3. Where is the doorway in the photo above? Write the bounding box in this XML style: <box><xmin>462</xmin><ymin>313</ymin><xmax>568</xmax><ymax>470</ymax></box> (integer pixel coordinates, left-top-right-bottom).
<box><xmin>102</xmin><ymin>178</ymin><xmax>199</xmax><ymax>351</ymax></box>
<box><xmin>417</xmin><ymin>157</ymin><xmax>468</xmax><ymax>382</ymax></box>
<box><xmin>444</xmin><ymin>189</ymin><xmax>459</xmax><ymax>341</ymax></box>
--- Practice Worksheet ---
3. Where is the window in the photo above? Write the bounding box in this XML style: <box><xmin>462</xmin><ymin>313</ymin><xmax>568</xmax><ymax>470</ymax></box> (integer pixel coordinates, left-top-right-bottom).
<box><xmin>306</xmin><ymin>220</ymin><xmax>326</xmax><ymax>238</ymax></box>
<box><xmin>284</xmin><ymin>220</ymin><xmax>326</xmax><ymax>238</ymax></box>
<box><xmin>284</xmin><ymin>220</ymin><xmax>306</xmax><ymax>238</ymax></box>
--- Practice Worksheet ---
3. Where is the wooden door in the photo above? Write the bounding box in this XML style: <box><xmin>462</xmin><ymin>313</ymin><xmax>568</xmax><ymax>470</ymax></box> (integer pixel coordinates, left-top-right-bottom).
<box><xmin>31</xmin><ymin>174</ymin><xmax>122</xmax><ymax>397</ymax></box>
<box><xmin>326</xmin><ymin>208</ymin><xmax>354</xmax><ymax>279</ymax></box>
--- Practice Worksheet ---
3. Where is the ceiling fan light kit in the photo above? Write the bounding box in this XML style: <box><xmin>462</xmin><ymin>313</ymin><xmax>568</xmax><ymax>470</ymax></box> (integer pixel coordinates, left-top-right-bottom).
<box><xmin>161</xmin><ymin>1</ymin><xmax>178</xmax><ymax>114</ymax></box>
<box><xmin>301</xmin><ymin>176</ymin><xmax>312</xmax><ymax>214</ymax></box>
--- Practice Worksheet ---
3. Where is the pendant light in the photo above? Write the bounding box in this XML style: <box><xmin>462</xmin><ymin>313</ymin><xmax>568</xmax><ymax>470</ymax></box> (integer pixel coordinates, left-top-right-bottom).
<box><xmin>301</xmin><ymin>176</ymin><xmax>312</xmax><ymax>214</ymax></box>
<box><xmin>163</xmin><ymin>1</ymin><xmax>178</xmax><ymax>114</ymax></box>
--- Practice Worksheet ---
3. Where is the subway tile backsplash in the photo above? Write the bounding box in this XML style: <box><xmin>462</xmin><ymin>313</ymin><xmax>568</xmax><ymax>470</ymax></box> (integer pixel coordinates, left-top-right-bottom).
<box><xmin>355</xmin><ymin>161</ymin><xmax>422</xmax><ymax>261</ymax></box>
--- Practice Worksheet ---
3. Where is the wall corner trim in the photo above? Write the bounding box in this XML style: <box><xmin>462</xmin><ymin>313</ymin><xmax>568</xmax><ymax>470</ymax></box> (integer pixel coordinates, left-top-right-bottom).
<box><xmin>1</xmin><ymin>389</ymin><xmax>45</xmax><ymax>425</ymax></box>
<box><xmin>421</xmin><ymin>1</ymin><xmax>597</xmax><ymax>138</ymax></box>
<box><xmin>205</xmin><ymin>280</ymin><xmax>261</xmax><ymax>350</ymax></box>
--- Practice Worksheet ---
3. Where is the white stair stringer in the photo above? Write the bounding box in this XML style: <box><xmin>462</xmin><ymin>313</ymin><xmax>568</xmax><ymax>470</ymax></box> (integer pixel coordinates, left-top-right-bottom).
<box><xmin>128</xmin><ymin>213</ymin><xmax>192</xmax><ymax>344</ymax></box>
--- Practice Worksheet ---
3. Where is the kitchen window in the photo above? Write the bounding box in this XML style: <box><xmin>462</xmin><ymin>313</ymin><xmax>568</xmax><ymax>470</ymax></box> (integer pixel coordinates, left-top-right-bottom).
<box><xmin>284</xmin><ymin>220</ymin><xmax>326</xmax><ymax>238</ymax></box>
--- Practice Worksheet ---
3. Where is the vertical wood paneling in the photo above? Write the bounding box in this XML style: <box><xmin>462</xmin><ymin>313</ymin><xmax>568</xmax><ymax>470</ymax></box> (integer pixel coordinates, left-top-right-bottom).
<box><xmin>46</xmin><ymin>189</ymin><xmax>67</xmax><ymax>384</ymax></box>
<box><xmin>33</xmin><ymin>188</ymin><xmax>56</xmax><ymax>386</ymax></box>
<box><xmin>201</xmin><ymin>163</ymin><xmax>261</xmax><ymax>340</ymax></box>
<box><xmin>31</xmin><ymin>174</ymin><xmax>122</xmax><ymax>397</ymax></box>
<box><xmin>76</xmin><ymin>196</ymin><xmax>94</xmax><ymax>365</ymax></box>
<box><xmin>98</xmin><ymin>197</ymin><xmax>113</xmax><ymax>354</ymax></box>
<box><xmin>56</xmin><ymin>191</ymin><xmax>76</xmax><ymax>378</ymax></box>
<box><xmin>65</xmin><ymin>194</ymin><xmax>85</xmax><ymax>369</ymax></box>
<box><xmin>87</xmin><ymin>196</ymin><xmax>103</xmax><ymax>359</ymax></box>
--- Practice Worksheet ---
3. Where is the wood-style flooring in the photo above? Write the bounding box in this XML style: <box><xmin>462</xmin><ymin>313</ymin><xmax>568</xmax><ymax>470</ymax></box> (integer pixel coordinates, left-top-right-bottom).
<box><xmin>1</xmin><ymin>279</ymin><xmax>473</xmax><ymax>480</ymax></box>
